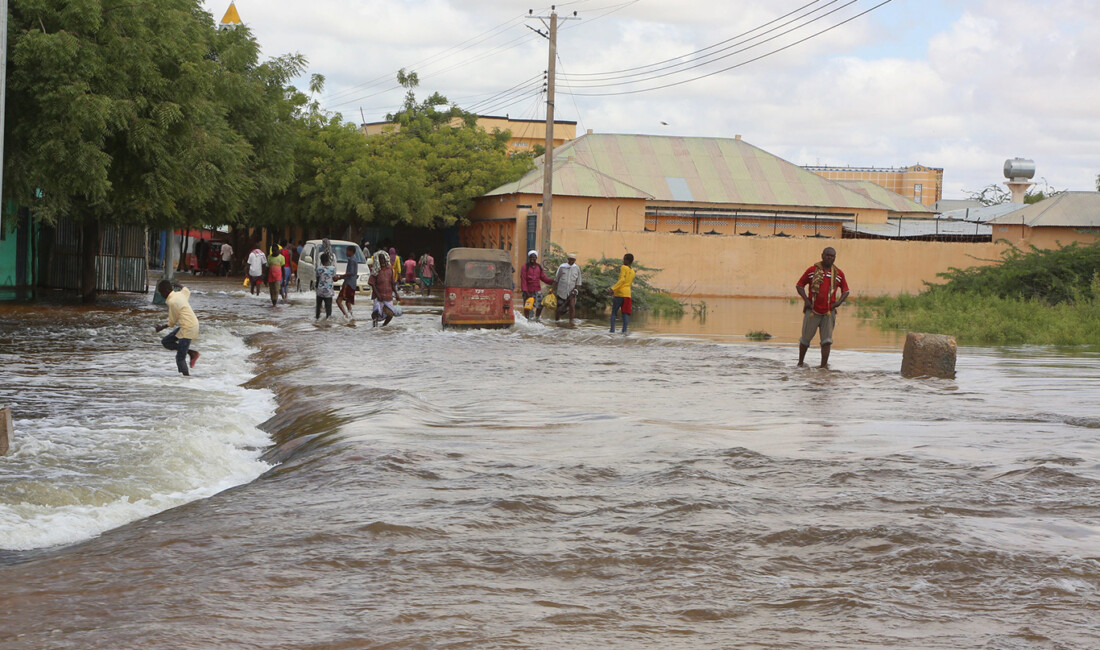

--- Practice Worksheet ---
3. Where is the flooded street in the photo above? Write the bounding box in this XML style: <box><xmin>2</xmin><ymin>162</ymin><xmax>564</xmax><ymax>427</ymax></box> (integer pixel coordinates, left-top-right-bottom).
<box><xmin>1</xmin><ymin>277</ymin><xmax>1099</xmax><ymax>648</ymax></box>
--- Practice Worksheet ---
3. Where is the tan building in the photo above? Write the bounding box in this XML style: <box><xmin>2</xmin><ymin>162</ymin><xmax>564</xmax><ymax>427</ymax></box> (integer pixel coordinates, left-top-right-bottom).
<box><xmin>361</xmin><ymin>115</ymin><xmax>576</xmax><ymax>154</ymax></box>
<box><xmin>462</xmin><ymin>133</ymin><xmax>1006</xmax><ymax>296</ymax></box>
<box><xmin>986</xmin><ymin>192</ymin><xmax>1100</xmax><ymax>248</ymax></box>
<box><xmin>803</xmin><ymin>164</ymin><xmax>943</xmax><ymax>208</ymax></box>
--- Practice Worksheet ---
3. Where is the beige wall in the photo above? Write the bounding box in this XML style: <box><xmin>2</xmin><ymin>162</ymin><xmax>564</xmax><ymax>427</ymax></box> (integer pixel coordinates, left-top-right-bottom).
<box><xmin>990</xmin><ymin>224</ymin><xmax>1100</xmax><ymax>248</ymax></box>
<box><xmin>552</xmin><ymin>229</ymin><xmax>1008</xmax><ymax>297</ymax></box>
<box><xmin>468</xmin><ymin>193</ymin><xmax>1009</xmax><ymax>297</ymax></box>
<box><xmin>810</xmin><ymin>165</ymin><xmax>943</xmax><ymax>207</ymax></box>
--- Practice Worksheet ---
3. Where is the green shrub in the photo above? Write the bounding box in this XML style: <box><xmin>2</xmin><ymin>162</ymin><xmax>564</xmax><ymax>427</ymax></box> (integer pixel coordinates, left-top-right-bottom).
<box><xmin>544</xmin><ymin>244</ymin><xmax>685</xmax><ymax>317</ymax></box>
<box><xmin>859</xmin><ymin>242</ymin><xmax>1100</xmax><ymax>346</ymax></box>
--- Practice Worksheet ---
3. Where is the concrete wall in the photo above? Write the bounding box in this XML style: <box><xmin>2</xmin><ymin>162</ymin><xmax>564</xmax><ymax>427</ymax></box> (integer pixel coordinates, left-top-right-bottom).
<box><xmin>553</xmin><ymin>228</ymin><xmax>1008</xmax><ymax>297</ymax></box>
<box><xmin>990</xmin><ymin>223</ymin><xmax>1100</xmax><ymax>249</ymax></box>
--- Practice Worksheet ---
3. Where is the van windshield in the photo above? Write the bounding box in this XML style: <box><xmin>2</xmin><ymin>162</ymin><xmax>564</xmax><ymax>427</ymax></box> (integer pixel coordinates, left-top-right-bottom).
<box><xmin>331</xmin><ymin>247</ymin><xmax>366</xmax><ymax>264</ymax></box>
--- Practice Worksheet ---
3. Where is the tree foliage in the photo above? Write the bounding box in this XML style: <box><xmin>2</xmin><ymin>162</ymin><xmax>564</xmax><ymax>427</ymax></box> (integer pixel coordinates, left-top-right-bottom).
<box><xmin>4</xmin><ymin>9</ymin><xmax>532</xmax><ymax>243</ymax></box>
<box><xmin>859</xmin><ymin>243</ymin><xmax>1100</xmax><ymax>345</ymax></box>
<box><xmin>3</xmin><ymin>0</ymin><xmax>304</xmax><ymax>228</ymax></box>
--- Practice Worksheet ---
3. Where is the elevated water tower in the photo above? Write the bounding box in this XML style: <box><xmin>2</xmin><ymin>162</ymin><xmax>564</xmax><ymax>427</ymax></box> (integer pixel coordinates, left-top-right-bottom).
<box><xmin>1003</xmin><ymin>157</ymin><xmax>1035</xmax><ymax>203</ymax></box>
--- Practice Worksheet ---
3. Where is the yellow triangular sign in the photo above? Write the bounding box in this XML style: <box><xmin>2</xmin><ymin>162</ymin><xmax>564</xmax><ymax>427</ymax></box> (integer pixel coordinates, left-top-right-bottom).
<box><xmin>221</xmin><ymin>2</ymin><xmax>242</xmax><ymax>25</ymax></box>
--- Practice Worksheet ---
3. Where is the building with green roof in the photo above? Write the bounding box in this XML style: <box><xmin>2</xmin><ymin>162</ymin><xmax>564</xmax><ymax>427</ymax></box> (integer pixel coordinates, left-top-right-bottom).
<box><xmin>466</xmin><ymin>132</ymin><xmax>898</xmax><ymax>260</ymax></box>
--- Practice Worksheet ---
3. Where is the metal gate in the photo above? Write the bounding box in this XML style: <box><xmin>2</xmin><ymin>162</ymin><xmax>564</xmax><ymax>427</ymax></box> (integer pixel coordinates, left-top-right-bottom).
<box><xmin>44</xmin><ymin>220</ymin><xmax>148</xmax><ymax>293</ymax></box>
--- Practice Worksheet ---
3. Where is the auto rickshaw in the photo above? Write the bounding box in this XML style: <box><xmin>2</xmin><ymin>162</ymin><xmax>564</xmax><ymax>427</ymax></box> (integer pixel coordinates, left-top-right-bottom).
<box><xmin>441</xmin><ymin>248</ymin><xmax>515</xmax><ymax>329</ymax></box>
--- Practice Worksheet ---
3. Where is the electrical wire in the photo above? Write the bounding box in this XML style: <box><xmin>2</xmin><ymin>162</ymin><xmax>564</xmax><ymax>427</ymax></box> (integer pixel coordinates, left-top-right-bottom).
<box><xmin>323</xmin><ymin>13</ymin><xmax>529</xmax><ymax>105</ymax></box>
<box><xmin>559</xmin><ymin>0</ymin><xmax>894</xmax><ymax>96</ymax></box>
<box><xmin>558</xmin><ymin>0</ymin><xmax>857</xmax><ymax>87</ymax></box>
<box><xmin>559</xmin><ymin>0</ymin><xmax>828</xmax><ymax>75</ymax></box>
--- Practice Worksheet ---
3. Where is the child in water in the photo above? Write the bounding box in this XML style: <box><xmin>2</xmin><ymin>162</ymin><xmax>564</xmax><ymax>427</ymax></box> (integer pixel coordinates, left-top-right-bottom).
<box><xmin>154</xmin><ymin>279</ymin><xmax>200</xmax><ymax>376</ymax></box>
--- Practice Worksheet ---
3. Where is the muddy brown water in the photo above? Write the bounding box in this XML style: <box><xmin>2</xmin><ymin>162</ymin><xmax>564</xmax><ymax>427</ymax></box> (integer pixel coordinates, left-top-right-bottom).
<box><xmin>1</xmin><ymin>276</ymin><xmax>1098</xmax><ymax>648</ymax></box>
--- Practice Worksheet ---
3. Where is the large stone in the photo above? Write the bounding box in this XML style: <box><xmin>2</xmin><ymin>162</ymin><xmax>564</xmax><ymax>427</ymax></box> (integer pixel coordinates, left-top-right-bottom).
<box><xmin>901</xmin><ymin>332</ymin><xmax>957</xmax><ymax>379</ymax></box>
<box><xmin>0</xmin><ymin>407</ymin><xmax>11</xmax><ymax>457</ymax></box>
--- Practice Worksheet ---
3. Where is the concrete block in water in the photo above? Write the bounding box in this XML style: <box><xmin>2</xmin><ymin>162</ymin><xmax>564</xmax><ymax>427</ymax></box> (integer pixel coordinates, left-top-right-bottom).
<box><xmin>901</xmin><ymin>332</ymin><xmax>957</xmax><ymax>379</ymax></box>
<box><xmin>0</xmin><ymin>407</ymin><xmax>11</xmax><ymax>457</ymax></box>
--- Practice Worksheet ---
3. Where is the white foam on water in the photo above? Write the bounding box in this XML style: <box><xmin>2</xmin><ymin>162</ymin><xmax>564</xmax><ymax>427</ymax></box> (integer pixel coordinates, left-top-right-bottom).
<box><xmin>0</xmin><ymin>323</ymin><xmax>277</xmax><ymax>551</ymax></box>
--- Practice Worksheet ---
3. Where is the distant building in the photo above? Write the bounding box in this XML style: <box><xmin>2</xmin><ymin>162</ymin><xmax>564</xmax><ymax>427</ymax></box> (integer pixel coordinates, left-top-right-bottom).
<box><xmin>986</xmin><ymin>192</ymin><xmax>1100</xmax><ymax>247</ymax></box>
<box><xmin>361</xmin><ymin>115</ymin><xmax>577</xmax><ymax>154</ymax></box>
<box><xmin>462</xmin><ymin>133</ymin><xmax>1008</xmax><ymax>297</ymax></box>
<box><xmin>804</xmin><ymin>164</ymin><xmax>943</xmax><ymax>208</ymax></box>
<box><xmin>219</xmin><ymin>2</ymin><xmax>243</xmax><ymax>29</ymax></box>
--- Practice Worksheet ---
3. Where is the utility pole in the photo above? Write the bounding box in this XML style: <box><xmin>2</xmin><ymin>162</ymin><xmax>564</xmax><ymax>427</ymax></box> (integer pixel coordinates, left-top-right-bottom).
<box><xmin>529</xmin><ymin>7</ymin><xmax>577</xmax><ymax>261</ymax></box>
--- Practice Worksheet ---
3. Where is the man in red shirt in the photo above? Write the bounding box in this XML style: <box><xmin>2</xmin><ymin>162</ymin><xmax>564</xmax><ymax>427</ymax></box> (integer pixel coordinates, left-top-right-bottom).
<box><xmin>795</xmin><ymin>247</ymin><xmax>849</xmax><ymax>368</ymax></box>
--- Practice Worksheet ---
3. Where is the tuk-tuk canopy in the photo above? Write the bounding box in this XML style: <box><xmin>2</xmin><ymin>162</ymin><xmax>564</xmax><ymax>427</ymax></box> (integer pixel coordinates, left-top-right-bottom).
<box><xmin>445</xmin><ymin>248</ymin><xmax>514</xmax><ymax>289</ymax></box>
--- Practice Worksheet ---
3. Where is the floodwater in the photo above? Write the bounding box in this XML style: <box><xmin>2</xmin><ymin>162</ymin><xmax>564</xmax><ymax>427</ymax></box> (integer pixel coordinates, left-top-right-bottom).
<box><xmin>1</xmin><ymin>277</ymin><xmax>1098</xmax><ymax>648</ymax></box>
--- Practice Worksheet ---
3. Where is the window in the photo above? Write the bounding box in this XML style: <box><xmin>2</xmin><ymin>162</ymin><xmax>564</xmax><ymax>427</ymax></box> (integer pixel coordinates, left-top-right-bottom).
<box><xmin>464</xmin><ymin>262</ymin><xmax>497</xmax><ymax>279</ymax></box>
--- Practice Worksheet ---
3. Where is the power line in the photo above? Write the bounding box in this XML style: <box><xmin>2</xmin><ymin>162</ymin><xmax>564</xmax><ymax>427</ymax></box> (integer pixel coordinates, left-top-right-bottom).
<box><xmin>558</xmin><ymin>0</ymin><xmax>857</xmax><ymax>87</ymax></box>
<box><xmin>559</xmin><ymin>0</ymin><xmax>894</xmax><ymax>96</ymax></box>
<box><xmin>559</xmin><ymin>0</ymin><xmax>828</xmax><ymax>75</ymax></box>
<box><xmin>323</xmin><ymin>13</ymin><xmax>529</xmax><ymax>105</ymax></box>
<box><xmin>325</xmin><ymin>29</ymin><xmax>542</xmax><ymax>110</ymax></box>
<box><xmin>464</xmin><ymin>77</ymin><xmax>547</xmax><ymax>114</ymax></box>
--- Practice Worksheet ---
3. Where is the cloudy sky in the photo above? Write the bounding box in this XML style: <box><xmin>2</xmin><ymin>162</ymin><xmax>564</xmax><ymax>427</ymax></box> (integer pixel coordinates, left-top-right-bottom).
<box><xmin>203</xmin><ymin>0</ymin><xmax>1100</xmax><ymax>199</ymax></box>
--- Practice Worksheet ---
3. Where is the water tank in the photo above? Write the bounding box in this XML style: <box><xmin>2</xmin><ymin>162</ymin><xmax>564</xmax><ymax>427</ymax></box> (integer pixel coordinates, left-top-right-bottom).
<box><xmin>1003</xmin><ymin>158</ymin><xmax>1036</xmax><ymax>181</ymax></box>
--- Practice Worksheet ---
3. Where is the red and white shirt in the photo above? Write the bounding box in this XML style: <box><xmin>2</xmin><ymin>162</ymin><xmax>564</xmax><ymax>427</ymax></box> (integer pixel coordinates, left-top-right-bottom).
<box><xmin>797</xmin><ymin>265</ymin><xmax>849</xmax><ymax>314</ymax></box>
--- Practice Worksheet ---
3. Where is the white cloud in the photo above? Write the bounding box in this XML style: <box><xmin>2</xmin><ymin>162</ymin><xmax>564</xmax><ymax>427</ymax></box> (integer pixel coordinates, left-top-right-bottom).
<box><xmin>206</xmin><ymin>0</ymin><xmax>1100</xmax><ymax>196</ymax></box>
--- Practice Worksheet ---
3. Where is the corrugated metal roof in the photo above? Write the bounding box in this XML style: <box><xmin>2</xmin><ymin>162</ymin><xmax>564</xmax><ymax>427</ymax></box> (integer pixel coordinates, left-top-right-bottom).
<box><xmin>486</xmin><ymin>133</ymin><xmax>888</xmax><ymax>211</ymax></box>
<box><xmin>938</xmin><ymin>202</ymin><xmax>1024</xmax><ymax>223</ymax></box>
<box><xmin>484</xmin><ymin>158</ymin><xmax>651</xmax><ymax>199</ymax></box>
<box><xmin>835</xmin><ymin>180</ymin><xmax>933</xmax><ymax>214</ymax></box>
<box><xmin>986</xmin><ymin>192</ymin><xmax>1100</xmax><ymax>227</ymax></box>
<box><xmin>845</xmin><ymin>219</ymin><xmax>991</xmax><ymax>238</ymax></box>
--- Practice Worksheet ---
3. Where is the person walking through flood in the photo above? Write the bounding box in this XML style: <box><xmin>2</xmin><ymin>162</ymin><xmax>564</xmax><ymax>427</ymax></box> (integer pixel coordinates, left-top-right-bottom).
<box><xmin>336</xmin><ymin>245</ymin><xmax>359</xmax><ymax>320</ymax></box>
<box><xmin>520</xmin><ymin>250</ymin><xmax>555</xmax><ymax>321</ymax></box>
<box><xmin>608</xmin><ymin>253</ymin><xmax>636</xmax><ymax>334</ymax></box>
<box><xmin>368</xmin><ymin>252</ymin><xmax>400</xmax><ymax>327</ymax></box>
<box><xmin>266</xmin><ymin>245</ymin><xmax>285</xmax><ymax>307</ymax></box>
<box><xmin>154</xmin><ymin>279</ymin><xmax>200</xmax><ymax>376</ymax></box>
<box><xmin>246</xmin><ymin>243</ymin><xmax>265</xmax><ymax>295</ymax></box>
<box><xmin>418</xmin><ymin>251</ymin><xmax>436</xmax><ymax>296</ymax></box>
<box><xmin>553</xmin><ymin>253</ymin><xmax>583</xmax><ymax>324</ymax></box>
<box><xmin>403</xmin><ymin>254</ymin><xmax>418</xmax><ymax>288</ymax></box>
<box><xmin>219</xmin><ymin>242</ymin><xmax>233</xmax><ymax>277</ymax></box>
<box><xmin>314</xmin><ymin>252</ymin><xmax>336</xmax><ymax>320</ymax></box>
<box><xmin>279</xmin><ymin>240</ymin><xmax>294</xmax><ymax>301</ymax></box>
<box><xmin>795</xmin><ymin>246</ymin><xmax>849</xmax><ymax>368</ymax></box>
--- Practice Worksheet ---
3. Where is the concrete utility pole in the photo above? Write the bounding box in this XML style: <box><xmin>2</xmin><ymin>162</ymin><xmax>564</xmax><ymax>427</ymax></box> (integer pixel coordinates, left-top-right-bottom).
<box><xmin>529</xmin><ymin>6</ymin><xmax>577</xmax><ymax>261</ymax></box>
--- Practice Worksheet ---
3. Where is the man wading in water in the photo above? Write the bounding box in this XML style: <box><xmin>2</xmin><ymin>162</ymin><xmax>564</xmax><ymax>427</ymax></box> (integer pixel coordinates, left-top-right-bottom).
<box><xmin>154</xmin><ymin>279</ymin><xmax>200</xmax><ymax>376</ymax></box>
<box><xmin>795</xmin><ymin>247</ymin><xmax>849</xmax><ymax>368</ymax></box>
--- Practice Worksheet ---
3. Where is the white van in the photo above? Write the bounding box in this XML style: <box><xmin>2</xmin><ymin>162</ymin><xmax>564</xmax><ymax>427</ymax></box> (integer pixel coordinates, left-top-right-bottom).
<box><xmin>296</xmin><ymin>240</ymin><xmax>371</xmax><ymax>293</ymax></box>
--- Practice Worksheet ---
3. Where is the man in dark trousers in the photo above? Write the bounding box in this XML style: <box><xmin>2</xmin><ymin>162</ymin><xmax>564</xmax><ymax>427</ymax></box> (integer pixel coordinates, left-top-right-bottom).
<box><xmin>796</xmin><ymin>247</ymin><xmax>849</xmax><ymax>368</ymax></box>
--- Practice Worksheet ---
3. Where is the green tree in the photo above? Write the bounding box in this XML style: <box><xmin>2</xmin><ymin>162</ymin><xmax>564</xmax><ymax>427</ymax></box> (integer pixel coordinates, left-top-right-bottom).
<box><xmin>4</xmin><ymin>0</ymin><xmax>305</xmax><ymax>300</ymax></box>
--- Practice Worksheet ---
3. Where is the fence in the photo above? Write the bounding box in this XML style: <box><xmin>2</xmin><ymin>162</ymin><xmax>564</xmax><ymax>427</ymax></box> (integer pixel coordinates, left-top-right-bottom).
<box><xmin>44</xmin><ymin>220</ymin><xmax>148</xmax><ymax>293</ymax></box>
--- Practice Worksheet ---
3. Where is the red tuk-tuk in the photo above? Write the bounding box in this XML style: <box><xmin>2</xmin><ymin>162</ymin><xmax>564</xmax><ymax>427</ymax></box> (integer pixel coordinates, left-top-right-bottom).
<box><xmin>441</xmin><ymin>248</ymin><xmax>515</xmax><ymax>329</ymax></box>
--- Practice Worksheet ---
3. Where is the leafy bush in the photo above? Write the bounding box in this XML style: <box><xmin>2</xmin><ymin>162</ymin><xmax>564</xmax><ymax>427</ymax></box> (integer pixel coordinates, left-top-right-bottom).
<box><xmin>859</xmin><ymin>242</ymin><xmax>1100</xmax><ymax>346</ymax></box>
<box><xmin>543</xmin><ymin>244</ymin><xmax>684</xmax><ymax>317</ymax></box>
<box><xmin>929</xmin><ymin>242</ymin><xmax>1100</xmax><ymax>305</ymax></box>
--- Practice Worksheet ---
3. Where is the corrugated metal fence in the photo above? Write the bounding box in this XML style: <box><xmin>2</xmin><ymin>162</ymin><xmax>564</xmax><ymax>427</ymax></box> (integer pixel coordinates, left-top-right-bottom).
<box><xmin>45</xmin><ymin>220</ymin><xmax>148</xmax><ymax>293</ymax></box>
